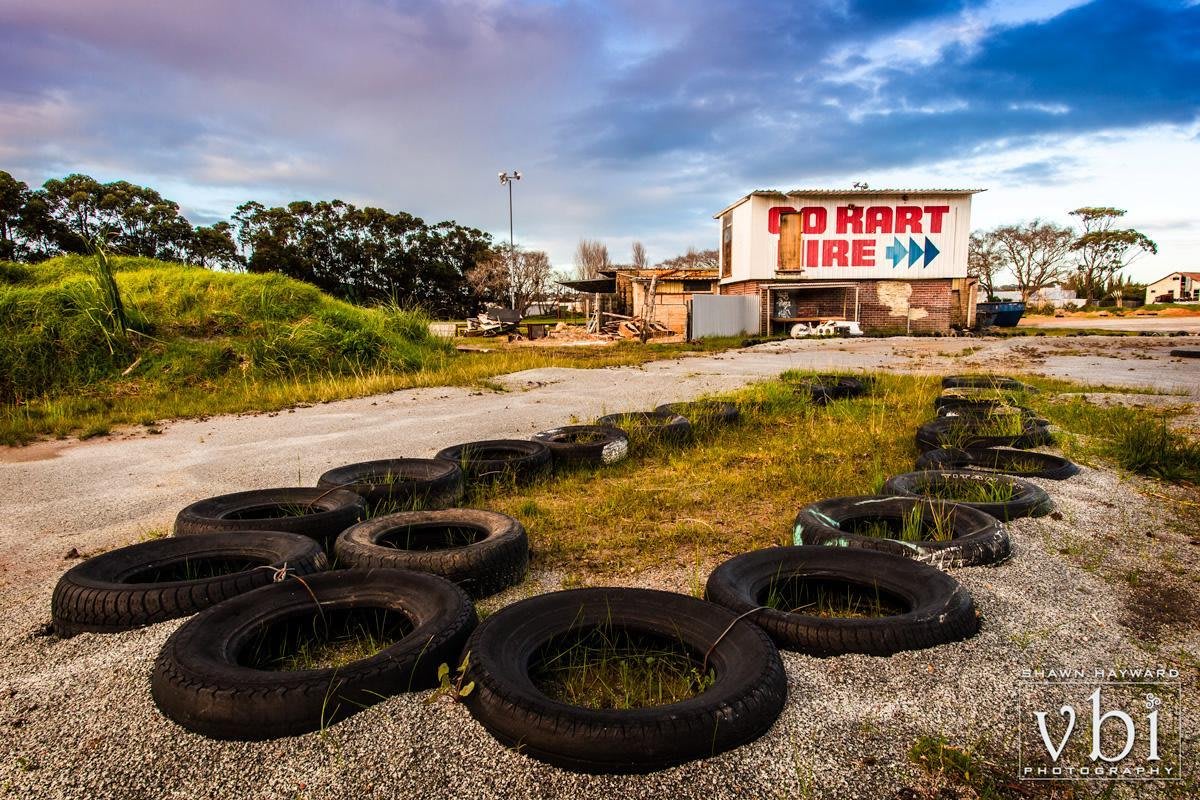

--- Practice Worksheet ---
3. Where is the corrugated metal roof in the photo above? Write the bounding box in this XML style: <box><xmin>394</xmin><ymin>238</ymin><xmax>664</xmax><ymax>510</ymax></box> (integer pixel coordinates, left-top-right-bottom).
<box><xmin>714</xmin><ymin>187</ymin><xmax>986</xmax><ymax>218</ymax></box>
<box><xmin>761</xmin><ymin>188</ymin><xmax>984</xmax><ymax>196</ymax></box>
<box><xmin>557</xmin><ymin>277</ymin><xmax>616</xmax><ymax>294</ymax></box>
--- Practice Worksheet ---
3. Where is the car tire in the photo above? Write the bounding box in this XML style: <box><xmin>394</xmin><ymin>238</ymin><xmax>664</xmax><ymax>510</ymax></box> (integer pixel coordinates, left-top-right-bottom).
<box><xmin>52</xmin><ymin>531</ymin><xmax>327</xmax><ymax>637</ymax></box>
<box><xmin>151</xmin><ymin>569</ymin><xmax>476</xmax><ymax>740</ymax></box>
<box><xmin>915</xmin><ymin>447</ymin><xmax>1079</xmax><ymax>480</ymax></box>
<box><xmin>317</xmin><ymin>458</ymin><xmax>463</xmax><ymax>510</ymax></box>
<box><xmin>334</xmin><ymin>509</ymin><xmax>527</xmax><ymax>598</ymax></box>
<box><xmin>705</xmin><ymin>546</ymin><xmax>979</xmax><ymax>656</ymax></box>
<box><xmin>595</xmin><ymin>412</ymin><xmax>693</xmax><ymax>446</ymax></box>
<box><xmin>462</xmin><ymin>587</ymin><xmax>786</xmax><ymax>774</ymax></box>
<box><xmin>792</xmin><ymin>495</ymin><xmax>1010</xmax><ymax>567</ymax></box>
<box><xmin>434</xmin><ymin>439</ymin><xmax>552</xmax><ymax>490</ymax></box>
<box><xmin>531</xmin><ymin>425</ymin><xmax>630</xmax><ymax>468</ymax></box>
<box><xmin>174</xmin><ymin>488</ymin><xmax>366</xmax><ymax>550</ymax></box>
<box><xmin>882</xmin><ymin>470</ymin><xmax>1054</xmax><ymax>520</ymax></box>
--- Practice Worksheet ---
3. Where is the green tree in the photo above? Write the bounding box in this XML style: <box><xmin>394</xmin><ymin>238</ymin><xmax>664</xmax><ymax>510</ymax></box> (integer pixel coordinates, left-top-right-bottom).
<box><xmin>187</xmin><ymin>221</ymin><xmax>242</xmax><ymax>269</ymax></box>
<box><xmin>1068</xmin><ymin>207</ymin><xmax>1157</xmax><ymax>304</ymax></box>
<box><xmin>0</xmin><ymin>171</ymin><xmax>29</xmax><ymax>261</ymax></box>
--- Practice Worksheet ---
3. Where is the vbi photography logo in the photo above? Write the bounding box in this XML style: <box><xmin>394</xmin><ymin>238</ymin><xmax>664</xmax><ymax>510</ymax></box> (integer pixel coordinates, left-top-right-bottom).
<box><xmin>1018</xmin><ymin>668</ymin><xmax>1182</xmax><ymax>781</ymax></box>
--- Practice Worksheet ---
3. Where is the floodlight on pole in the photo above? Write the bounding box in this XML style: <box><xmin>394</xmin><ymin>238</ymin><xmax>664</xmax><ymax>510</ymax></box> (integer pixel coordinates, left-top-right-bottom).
<box><xmin>498</xmin><ymin>171</ymin><xmax>522</xmax><ymax>309</ymax></box>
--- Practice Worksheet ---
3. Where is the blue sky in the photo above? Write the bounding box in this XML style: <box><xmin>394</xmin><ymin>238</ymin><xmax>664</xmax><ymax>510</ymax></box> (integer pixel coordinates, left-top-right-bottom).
<box><xmin>1</xmin><ymin>0</ymin><xmax>1197</xmax><ymax>280</ymax></box>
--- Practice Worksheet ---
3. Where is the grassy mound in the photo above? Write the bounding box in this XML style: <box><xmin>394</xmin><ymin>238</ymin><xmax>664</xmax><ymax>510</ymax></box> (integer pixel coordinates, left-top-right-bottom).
<box><xmin>1</xmin><ymin>255</ymin><xmax>451</xmax><ymax>442</ymax></box>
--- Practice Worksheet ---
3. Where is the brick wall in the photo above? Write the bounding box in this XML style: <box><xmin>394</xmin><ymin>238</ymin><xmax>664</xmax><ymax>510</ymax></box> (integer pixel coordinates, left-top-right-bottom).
<box><xmin>720</xmin><ymin>278</ymin><xmax>954</xmax><ymax>334</ymax></box>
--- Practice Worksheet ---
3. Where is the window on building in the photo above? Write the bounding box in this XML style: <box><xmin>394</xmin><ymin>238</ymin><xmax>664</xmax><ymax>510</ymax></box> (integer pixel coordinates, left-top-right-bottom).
<box><xmin>682</xmin><ymin>279</ymin><xmax>713</xmax><ymax>293</ymax></box>
<box><xmin>721</xmin><ymin>215</ymin><xmax>733</xmax><ymax>278</ymax></box>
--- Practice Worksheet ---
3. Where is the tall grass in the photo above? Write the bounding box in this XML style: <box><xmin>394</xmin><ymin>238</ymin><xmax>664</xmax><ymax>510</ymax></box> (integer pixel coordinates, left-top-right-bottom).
<box><xmin>1032</xmin><ymin>396</ymin><xmax>1200</xmax><ymax>484</ymax></box>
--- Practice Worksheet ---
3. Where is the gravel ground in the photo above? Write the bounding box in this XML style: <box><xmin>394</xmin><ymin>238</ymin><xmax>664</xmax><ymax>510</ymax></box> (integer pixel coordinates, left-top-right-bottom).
<box><xmin>1</xmin><ymin>336</ymin><xmax>1198</xmax><ymax>799</ymax></box>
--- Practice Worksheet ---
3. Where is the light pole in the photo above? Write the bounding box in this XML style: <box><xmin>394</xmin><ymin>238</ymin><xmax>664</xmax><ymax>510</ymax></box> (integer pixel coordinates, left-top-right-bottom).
<box><xmin>498</xmin><ymin>170</ymin><xmax>521</xmax><ymax>310</ymax></box>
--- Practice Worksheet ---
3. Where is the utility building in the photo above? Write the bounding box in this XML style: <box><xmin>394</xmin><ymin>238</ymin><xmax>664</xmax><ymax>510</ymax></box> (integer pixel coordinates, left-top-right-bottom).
<box><xmin>714</xmin><ymin>189</ymin><xmax>983</xmax><ymax>335</ymax></box>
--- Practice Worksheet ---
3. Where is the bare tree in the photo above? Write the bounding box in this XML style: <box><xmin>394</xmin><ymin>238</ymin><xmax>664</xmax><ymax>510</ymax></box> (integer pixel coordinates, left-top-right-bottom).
<box><xmin>1068</xmin><ymin>207</ymin><xmax>1157</xmax><ymax>304</ymax></box>
<box><xmin>967</xmin><ymin>231</ymin><xmax>1003</xmax><ymax>300</ymax></box>
<box><xmin>466</xmin><ymin>243</ymin><xmax>552</xmax><ymax>315</ymax></box>
<box><xmin>656</xmin><ymin>247</ymin><xmax>719</xmax><ymax>270</ymax></box>
<box><xmin>574</xmin><ymin>239</ymin><xmax>610</xmax><ymax>280</ymax></box>
<box><xmin>631</xmin><ymin>241</ymin><xmax>647</xmax><ymax>270</ymax></box>
<box><xmin>990</xmin><ymin>220</ymin><xmax>1075</xmax><ymax>303</ymax></box>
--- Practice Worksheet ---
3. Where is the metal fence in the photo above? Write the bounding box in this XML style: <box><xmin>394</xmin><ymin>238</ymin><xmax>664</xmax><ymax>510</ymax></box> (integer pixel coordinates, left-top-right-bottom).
<box><xmin>688</xmin><ymin>294</ymin><xmax>759</xmax><ymax>339</ymax></box>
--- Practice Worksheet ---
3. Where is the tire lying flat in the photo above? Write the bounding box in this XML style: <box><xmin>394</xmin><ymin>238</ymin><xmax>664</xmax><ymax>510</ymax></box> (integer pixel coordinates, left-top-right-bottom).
<box><xmin>1170</xmin><ymin>349</ymin><xmax>1200</xmax><ymax>358</ymax></box>
<box><xmin>335</xmin><ymin>509</ymin><xmax>528</xmax><ymax>598</ymax></box>
<box><xmin>811</xmin><ymin>374</ymin><xmax>868</xmax><ymax>399</ymax></box>
<box><xmin>174</xmin><ymin>488</ymin><xmax>366</xmax><ymax>550</ymax></box>
<box><xmin>705</xmin><ymin>546</ymin><xmax>980</xmax><ymax>656</ymax></box>
<box><xmin>883</xmin><ymin>470</ymin><xmax>1054</xmax><ymax>520</ymax></box>
<box><xmin>595</xmin><ymin>412</ymin><xmax>693</xmax><ymax>446</ymax></box>
<box><xmin>317</xmin><ymin>458</ymin><xmax>463</xmax><ymax>510</ymax></box>
<box><xmin>151</xmin><ymin>569</ymin><xmax>476</xmax><ymax>740</ymax></box>
<box><xmin>435</xmin><ymin>439</ymin><xmax>551</xmax><ymax>490</ymax></box>
<box><xmin>941</xmin><ymin>375</ymin><xmax>1028</xmax><ymax>390</ymax></box>
<box><xmin>462</xmin><ymin>587</ymin><xmax>786</xmax><ymax>774</ymax></box>
<box><xmin>532</xmin><ymin>425</ymin><xmax>630</xmax><ymax>468</ymax></box>
<box><xmin>916</xmin><ymin>447</ymin><xmax>1080</xmax><ymax>480</ymax></box>
<box><xmin>654</xmin><ymin>401</ymin><xmax>741</xmax><ymax>427</ymax></box>
<box><xmin>792</xmin><ymin>495</ymin><xmax>1010</xmax><ymax>568</ymax></box>
<box><xmin>52</xmin><ymin>532</ymin><xmax>327</xmax><ymax>637</ymax></box>
<box><xmin>915</xmin><ymin>416</ymin><xmax>1052</xmax><ymax>453</ymax></box>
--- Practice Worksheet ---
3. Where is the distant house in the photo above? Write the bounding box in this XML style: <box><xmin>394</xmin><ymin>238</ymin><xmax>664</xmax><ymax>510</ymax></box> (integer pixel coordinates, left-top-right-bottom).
<box><xmin>993</xmin><ymin>285</ymin><xmax>1083</xmax><ymax>308</ymax></box>
<box><xmin>1145</xmin><ymin>272</ymin><xmax>1200</xmax><ymax>304</ymax></box>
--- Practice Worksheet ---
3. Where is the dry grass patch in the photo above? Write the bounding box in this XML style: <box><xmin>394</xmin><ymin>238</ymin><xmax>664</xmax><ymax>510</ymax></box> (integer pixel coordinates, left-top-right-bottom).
<box><xmin>481</xmin><ymin>372</ymin><xmax>939</xmax><ymax>575</ymax></box>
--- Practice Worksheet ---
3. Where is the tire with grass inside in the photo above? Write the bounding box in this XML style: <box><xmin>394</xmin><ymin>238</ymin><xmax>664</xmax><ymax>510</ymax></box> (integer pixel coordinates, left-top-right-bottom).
<box><xmin>52</xmin><ymin>532</ymin><xmax>327</xmax><ymax>638</ymax></box>
<box><xmin>915</xmin><ymin>416</ymin><xmax>1052</xmax><ymax>453</ymax></box>
<box><xmin>941</xmin><ymin>375</ymin><xmax>1028</xmax><ymax>390</ymax></box>
<box><xmin>532</xmin><ymin>425</ymin><xmax>630</xmax><ymax>468</ymax></box>
<box><xmin>151</xmin><ymin>568</ymin><xmax>476</xmax><ymax>740</ymax></box>
<box><xmin>462</xmin><ymin>587</ymin><xmax>786</xmax><ymax>774</ymax></box>
<box><xmin>882</xmin><ymin>470</ymin><xmax>1054</xmax><ymax>520</ymax></box>
<box><xmin>595</xmin><ymin>411</ymin><xmax>693</xmax><ymax>446</ymax></box>
<box><xmin>915</xmin><ymin>447</ymin><xmax>1080</xmax><ymax>480</ymax></box>
<box><xmin>791</xmin><ymin>495</ymin><xmax>1010</xmax><ymax>568</ymax></box>
<box><xmin>934</xmin><ymin>394</ymin><xmax>1026</xmax><ymax>415</ymax></box>
<box><xmin>654</xmin><ymin>401</ymin><xmax>741</xmax><ymax>427</ymax></box>
<box><xmin>317</xmin><ymin>458</ymin><xmax>463</xmax><ymax>511</ymax></box>
<box><xmin>810</xmin><ymin>374</ymin><xmax>868</xmax><ymax>399</ymax></box>
<box><xmin>334</xmin><ymin>510</ymin><xmax>527</xmax><ymax>598</ymax></box>
<box><xmin>434</xmin><ymin>439</ymin><xmax>551</xmax><ymax>490</ymax></box>
<box><xmin>705</xmin><ymin>546</ymin><xmax>979</xmax><ymax>656</ymax></box>
<box><xmin>174</xmin><ymin>488</ymin><xmax>366</xmax><ymax>550</ymax></box>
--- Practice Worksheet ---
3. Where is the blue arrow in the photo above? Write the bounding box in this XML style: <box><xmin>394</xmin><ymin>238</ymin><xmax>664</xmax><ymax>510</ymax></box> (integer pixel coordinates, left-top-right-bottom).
<box><xmin>923</xmin><ymin>237</ymin><xmax>939</xmax><ymax>267</ymax></box>
<box><xmin>908</xmin><ymin>237</ymin><xmax>923</xmax><ymax>267</ymax></box>
<box><xmin>886</xmin><ymin>237</ymin><xmax>907</xmax><ymax>267</ymax></box>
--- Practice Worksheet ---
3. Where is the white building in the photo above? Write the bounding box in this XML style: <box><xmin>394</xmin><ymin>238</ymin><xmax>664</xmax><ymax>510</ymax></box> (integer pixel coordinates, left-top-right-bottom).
<box><xmin>1145</xmin><ymin>272</ymin><xmax>1200</xmax><ymax>304</ymax></box>
<box><xmin>714</xmin><ymin>188</ymin><xmax>982</xmax><ymax>334</ymax></box>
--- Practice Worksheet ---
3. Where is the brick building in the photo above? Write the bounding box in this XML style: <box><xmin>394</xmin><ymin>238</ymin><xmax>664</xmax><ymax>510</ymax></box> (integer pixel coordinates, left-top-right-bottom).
<box><xmin>715</xmin><ymin>189</ymin><xmax>982</xmax><ymax>335</ymax></box>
